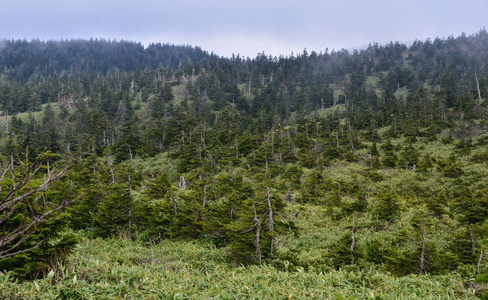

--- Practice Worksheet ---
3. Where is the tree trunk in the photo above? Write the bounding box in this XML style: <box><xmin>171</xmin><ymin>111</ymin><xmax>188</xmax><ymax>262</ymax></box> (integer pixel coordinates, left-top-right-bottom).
<box><xmin>266</xmin><ymin>187</ymin><xmax>274</xmax><ymax>255</ymax></box>
<box><xmin>128</xmin><ymin>145</ymin><xmax>134</xmax><ymax>168</ymax></box>
<box><xmin>419</xmin><ymin>222</ymin><xmax>426</xmax><ymax>275</ymax></box>
<box><xmin>253</xmin><ymin>202</ymin><xmax>262</xmax><ymax>263</ymax></box>
<box><xmin>202</xmin><ymin>185</ymin><xmax>207</xmax><ymax>208</ymax></box>
<box><xmin>470</xmin><ymin>227</ymin><xmax>476</xmax><ymax>255</ymax></box>
<box><xmin>477</xmin><ymin>248</ymin><xmax>483</xmax><ymax>272</ymax></box>
<box><xmin>128</xmin><ymin>171</ymin><xmax>133</xmax><ymax>240</ymax></box>
<box><xmin>476</xmin><ymin>71</ymin><xmax>482</xmax><ymax>105</ymax></box>
<box><xmin>179</xmin><ymin>176</ymin><xmax>187</xmax><ymax>190</ymax></box>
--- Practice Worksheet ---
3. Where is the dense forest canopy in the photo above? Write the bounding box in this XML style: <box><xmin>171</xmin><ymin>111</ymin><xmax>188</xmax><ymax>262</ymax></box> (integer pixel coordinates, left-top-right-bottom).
<box><xmin>2</xmin><ymin>29</ymin><xmax>488</xmax><ymax>298</ymax></box>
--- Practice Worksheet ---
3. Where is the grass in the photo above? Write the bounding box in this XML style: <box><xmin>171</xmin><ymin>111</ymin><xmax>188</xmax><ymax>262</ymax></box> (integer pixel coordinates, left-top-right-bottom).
<box><xmin>0</xmin><ymin>236</ymin><xmax>480</xmax><ymax>299</ymax></box>
<box><xmin>0</xmin><ymin>102</ymin><xmax>62</xmax><ymax>125</ymax></box>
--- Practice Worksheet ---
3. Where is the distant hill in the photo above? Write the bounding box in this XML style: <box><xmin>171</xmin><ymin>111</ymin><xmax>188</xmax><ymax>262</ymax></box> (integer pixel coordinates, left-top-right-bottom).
<box><xmin>0</xmin><ymin>38</ymin><xmax>217</xmax><ymax>80</ymax></box>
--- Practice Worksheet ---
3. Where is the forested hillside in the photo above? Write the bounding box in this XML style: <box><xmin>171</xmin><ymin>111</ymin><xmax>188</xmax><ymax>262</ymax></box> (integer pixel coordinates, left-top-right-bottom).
<box><xmin>1</xmin><ymin>30</ymin><xmax>488</xmax><ymax>298</ymax></box>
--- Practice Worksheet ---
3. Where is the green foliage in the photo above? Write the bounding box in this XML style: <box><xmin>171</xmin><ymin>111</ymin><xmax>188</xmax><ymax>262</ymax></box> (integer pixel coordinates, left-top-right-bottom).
<box><xmin>91</xmin><ymin>166</ymin><xmax>143</xmax><ymax>238</ymax></box>
<box><xmin>328</xmin><ymin>232</ymin><xmax>363</xmax><ymax>269</ymax></box>
<box><xmin>438</xmin><ymin>155</ymin><xmax>464</xmax><ymax>178</ymax></box>
<box><xmin>0</xmin><ymin>237</ymin><xmax>478</xmax><ymax>299</ymax></box>
<box><xmin>373</xmin><ymin>191</ymin><xmax>401</xmax><ymax>222</ymax></box>
<box><xmin>0</xmin><ymin>155</ymin><xmax>82</xmax><ymax>279</ymax></box>
<box><xmin>448</xmin><ymin>229</ymin><xmax>477</xmax><ymax>265</ymax></box>
<box><xmin>282</xmin><ymin>164</ymin><xmax>303</xmax><ymax>189</ymax></box>
<box><xmin>472</xmin><ymin>151</ymin><xmax>488</xmax><ymax>163</ymax></box>
<box><xmin>426</xmin><ymin>191</ymin><xmax>449</xmax><ymax>217</ymax></box>
<box><xmin>114</xmin><ymin>117</ymin><xmax>146</xmax><ymax>163</ymax></box>
<box><xmin>364</xmin><ymin>238</ymin><xmax>390</xmax><ymax>266</ymax></box>
<box><xmin>457</xmin><ymin>186</ymin><xmax>488</xmax><ymax>224</ymax></box>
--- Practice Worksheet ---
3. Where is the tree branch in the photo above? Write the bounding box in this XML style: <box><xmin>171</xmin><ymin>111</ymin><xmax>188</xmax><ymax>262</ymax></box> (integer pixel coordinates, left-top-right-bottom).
<box><xmin>0</xmin><ymin>154</ymin><xmax>81</xmax><ymax>259</ymax></box>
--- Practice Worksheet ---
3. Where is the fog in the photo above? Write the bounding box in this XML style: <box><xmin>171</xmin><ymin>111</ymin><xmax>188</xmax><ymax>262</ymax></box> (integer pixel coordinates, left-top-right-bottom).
<box><xmin>0</xmin><ymin>0</ymin><xmax>486</xmax><ymax>57</ymax></box>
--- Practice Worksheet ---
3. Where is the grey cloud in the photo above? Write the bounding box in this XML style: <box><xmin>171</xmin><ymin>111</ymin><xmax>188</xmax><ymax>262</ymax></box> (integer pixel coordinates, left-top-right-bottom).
<box><xmin>0</xmin><ymin>0</ymin><xmax>486</xmax><ymax>57</ymax></box>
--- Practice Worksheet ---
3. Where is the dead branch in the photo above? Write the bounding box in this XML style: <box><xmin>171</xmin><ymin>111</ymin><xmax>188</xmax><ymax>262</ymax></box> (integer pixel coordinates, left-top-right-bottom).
<box><xmin>0</xmin><ymin>153</ymin><xmax>81</xmax><ymax>259</ymax></box>
<box><xmin>253</xmin><ymin>202</ymin><xmax>262</xmax><ymax>263</ymax></box>
<box><xmin>265</xmin><ymin>187</ymin><xmax>274</xmax><ymax>255</ymax></box>
<box><xmin>419</xmin><ymin>222</ymin><xmax>426</xmax><ymax>275</ymax></box>
<box><xmin>478</xmin><ymin>248</ymin><xmax>483</xmax><ymax>272</ymax></box>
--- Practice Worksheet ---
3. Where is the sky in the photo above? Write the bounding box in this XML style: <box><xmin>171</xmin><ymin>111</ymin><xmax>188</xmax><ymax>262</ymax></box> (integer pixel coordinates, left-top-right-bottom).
<box><xmin>0</xmin><ymin>0</ymin><xmax>487</xmax><ymax>58</ymax></box>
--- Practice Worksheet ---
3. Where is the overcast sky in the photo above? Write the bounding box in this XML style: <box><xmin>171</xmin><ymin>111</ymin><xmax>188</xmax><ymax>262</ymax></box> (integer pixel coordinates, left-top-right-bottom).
<box><xmin>0</xmin><ymin>0</ymin><xmax>486</xmax><ymax>58</ymax></box>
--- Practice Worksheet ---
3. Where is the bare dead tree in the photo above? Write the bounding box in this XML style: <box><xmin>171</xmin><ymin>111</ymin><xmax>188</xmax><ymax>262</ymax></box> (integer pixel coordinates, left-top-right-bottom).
<box><xmin>106</xmin><ymin>155</ymin><xmax>115</xmax><ymax>186</ymax></box>
<box><xmin>253</xmin><ymin>202</ymin><xmax>262</xmax><ymax>263</ymax></box>
<box><xmin>475</xmin><ymin>71</ymin><xmax>482</xmax><ymax>105</ymax></box>
<box><xmin>127</xmin><ymin>170</ymin><xmax>133</xmax><ymax>240</ymax></box>
<box><xmin>478</xmin><ymin>248</ymin><xmax>484</xmax><ymax>272</ymax></box>
<box><xmin>470</xmin><ymin>227</ymin><xmax>476</xmax><ymax>255</ymax></box>
<box><xmin>265</xmin><ymin>187</ymin><xmax>275</xmax><ymax>255</ymax></box>
<box><xmin>3</xmin><ymin>110</ymin><xmax>9</xmax><ymax>134</ymax></box>
<box><xmin>0</xmin><ymin>153</ymin><xmax>81</xmax><ymax>259</ymax></box>
<box><xmin>202</xmin><ymin>185</ymin><xmax>207</xmax><ymax>208</ymax></box>
<box><xmin>179</xmin><ymin>176</ymin><xmax>187</xmax><ymax>190</ymax></box>
<box><xmin>128</xmin><ymin>145</ymin><xmax>134</xmax><ymax>168</ymax></box>
<box><xmin>419</xmin><ymin>222</ymin><xmax>427</xmax><ymax>275</ymax></box>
